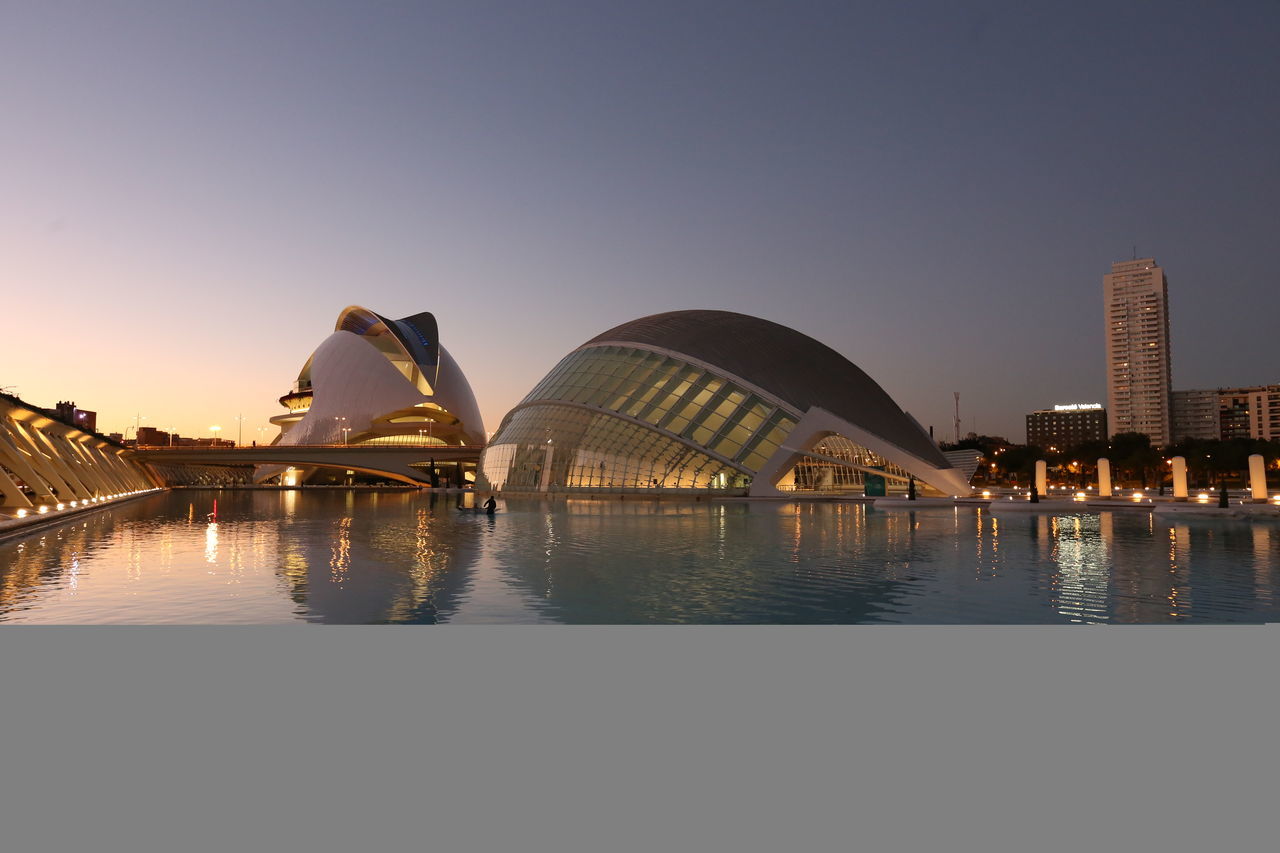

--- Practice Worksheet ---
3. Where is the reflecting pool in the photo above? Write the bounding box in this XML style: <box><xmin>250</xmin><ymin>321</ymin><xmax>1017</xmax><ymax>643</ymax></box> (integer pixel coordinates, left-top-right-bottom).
<box><xmin>2</xmin><ymin>490</ymin><xmax>1278</xmax><ymax>623</ymax></box>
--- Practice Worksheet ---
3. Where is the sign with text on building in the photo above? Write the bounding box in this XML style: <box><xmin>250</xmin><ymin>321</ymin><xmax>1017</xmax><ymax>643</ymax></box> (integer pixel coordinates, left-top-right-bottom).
<box><xmin>1053</xmin><ymin>403</ymin><xmax>1103</xmax><ymax>411</ymax></box>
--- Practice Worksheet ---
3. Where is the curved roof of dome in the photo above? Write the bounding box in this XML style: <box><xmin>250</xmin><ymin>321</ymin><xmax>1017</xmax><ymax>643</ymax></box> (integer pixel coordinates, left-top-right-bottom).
<box><xmin>335</xmin><ymin>305</ymin><xmax>440</xmax><ymax>378</ymax></box>
<box><xmin>585</xmin><ymin>310</ymin><xmax>948</xmax><ymax>467</ymax></box>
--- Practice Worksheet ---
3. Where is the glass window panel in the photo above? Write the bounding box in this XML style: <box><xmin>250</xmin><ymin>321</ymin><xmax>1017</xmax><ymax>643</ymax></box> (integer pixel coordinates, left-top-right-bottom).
<box><xmin>711</xmin><ymin>437</ymin><xmax>742</xmax><ymax>458</ymax></box>
<box><xmin>664</xmin><ymin>415</ymin><xmax>690</xmax><ymax>434</ymax></box>
<box><xmin>713</xmin><ymin>393</ymin><xmax>742</xmax><ymax>420</ymax></box>
<box><xmin>718</xmin><ymin>422</ymin><xmax>753</xmax><ymax>448</ymax></box>
<box><xmin>697</xmin><ymin>412</ymin><xmax>726</xmax><ymax>434</ymax></box>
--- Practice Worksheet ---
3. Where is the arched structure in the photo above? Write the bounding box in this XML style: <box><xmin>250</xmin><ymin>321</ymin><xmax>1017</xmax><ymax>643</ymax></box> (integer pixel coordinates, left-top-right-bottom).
<box><xmin>263</xmin><ymin>306</ymin><xmax>485</xmax><ymax>483</ymax></box>
<box><xmin>478</xmin><ymin>310</ymin><xmax>971</xmax><ymax>497</ymax></box>
<box><xmin>1</xmin><ymin>395</ymin><xmax>157</xmax><ymax>513</ymax></box>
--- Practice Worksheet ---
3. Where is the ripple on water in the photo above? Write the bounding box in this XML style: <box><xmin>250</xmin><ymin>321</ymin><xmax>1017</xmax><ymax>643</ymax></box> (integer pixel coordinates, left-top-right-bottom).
<box><xmin>2</xmin><ymin>492</ymin><xmax>1279</xmax><ymax>623</ymax></box>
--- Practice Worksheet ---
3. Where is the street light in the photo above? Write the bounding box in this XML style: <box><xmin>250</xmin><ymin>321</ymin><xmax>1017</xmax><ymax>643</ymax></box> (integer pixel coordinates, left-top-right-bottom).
<box><xmin>234</xmin><ymin>413</ymin><xmax>245</xmax><ymax>446</ymax></box>
<box><xmin>210</xmin><ymin>425</ymin><xmax>222</xmax><ymax>447</ymax></box>
<box><xmin>334</xmin><ymin>416</ymin><xmax>346</xmax><ymax>445</ymax></box>
<box><xmin>125</xmin><ymin>413</ymin><xmax>147</xmax><ymax>444</ymax></box>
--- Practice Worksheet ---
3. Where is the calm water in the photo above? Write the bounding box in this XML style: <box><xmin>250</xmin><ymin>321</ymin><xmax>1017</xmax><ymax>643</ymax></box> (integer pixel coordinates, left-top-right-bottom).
<box><xmin>1</xmin><ymin>490</ymin><xmax>1278</xmax><ymax>624</ymax></box>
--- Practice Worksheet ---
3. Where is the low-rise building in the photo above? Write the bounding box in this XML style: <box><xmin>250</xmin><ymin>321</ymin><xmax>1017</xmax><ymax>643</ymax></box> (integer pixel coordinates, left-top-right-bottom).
<box><xmin>1025</xmin><ymin>404</ymin><xmax>1107</xmax><ymax>450</ymax></box>
<box><xmin>52</xmin><ymin>401</ymin><xmax>96</xmax><ymax>432</ymax></box>
<box><xmin>1170</xmin><ymin>383</ymin><xmax>1280</xmax><ymax>442</ymax></box>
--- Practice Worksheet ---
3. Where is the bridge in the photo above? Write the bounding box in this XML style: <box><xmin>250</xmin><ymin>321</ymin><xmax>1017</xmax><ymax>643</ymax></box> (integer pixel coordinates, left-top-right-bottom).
<box><xmin>133</xmin><ymin>444</ymin><xmax>484</xmax><ymax>487</ymax></box>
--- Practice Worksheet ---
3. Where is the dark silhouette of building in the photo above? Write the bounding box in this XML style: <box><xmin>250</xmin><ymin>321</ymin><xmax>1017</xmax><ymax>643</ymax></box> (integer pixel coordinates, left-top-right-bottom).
<box><xmin>53</xmin><ymin>400</ymin><xmax>97</xmax><ymax>432</ymax></box>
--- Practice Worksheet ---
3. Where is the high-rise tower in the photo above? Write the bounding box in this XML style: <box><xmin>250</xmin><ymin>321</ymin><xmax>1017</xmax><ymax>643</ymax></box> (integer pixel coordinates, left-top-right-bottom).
<box><xmin>1103</xmin><ymin>258</ymin><xmax>1172</xmax><ymax>445</ymax></box>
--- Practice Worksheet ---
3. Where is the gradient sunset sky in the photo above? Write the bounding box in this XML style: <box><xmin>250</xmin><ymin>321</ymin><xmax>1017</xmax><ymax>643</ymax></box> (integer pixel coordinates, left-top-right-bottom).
<box><xmin>4</xmin><ymin>1</ymin><xmax>1278</xmax><ymax>442</ymax></box>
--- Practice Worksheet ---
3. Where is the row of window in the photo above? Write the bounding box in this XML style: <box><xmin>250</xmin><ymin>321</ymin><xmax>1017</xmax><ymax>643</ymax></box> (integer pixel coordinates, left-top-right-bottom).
<box><xmin>515</xmin><ymin>346</ymin><xmax>798</xmax><ymax>470</ymax></box>
<box><xmin>480</xmin><ymin>405</ymin><xmax>745</xmax><ymax>490</ymax></box>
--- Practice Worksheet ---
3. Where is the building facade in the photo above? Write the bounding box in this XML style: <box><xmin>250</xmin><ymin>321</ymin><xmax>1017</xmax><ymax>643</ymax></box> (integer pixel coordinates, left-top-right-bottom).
<box><xmin>1244</xmin><ymin>385</ymin><xmax>1280</xmax><ymax>441</ymax></box>
<box><xmin>1104</xmin><ymin>258</ymin><xmax>1173</xmax><ymax>445</ymax></box>
<box><xmin>478</xmin><ymin>310</ymin><xmax>972</xmax><ymax>497</ymax></box>
<box><xmin>1170</xmin><ymin>389</ymin><xmax>1221</xmax><ymax>442</ymax></box>
<box><xmin>1025</xmin><ymin>404</ymin><xmax>1107</xmax><ymax>449</ymax></box>
<box><xmin>52</xmin><ymin>401</ymin><xmax>96</xmax><ymax>433</ymax></box>
<box><xmin>1171</xmin><ymin>384</ymin><xmax>1280</xmax><ymax>442</ymax></box>
<box><xmin>135</xmin><ymin>426</ymin><xmax>172</xmax><ymax>447</ymax></box>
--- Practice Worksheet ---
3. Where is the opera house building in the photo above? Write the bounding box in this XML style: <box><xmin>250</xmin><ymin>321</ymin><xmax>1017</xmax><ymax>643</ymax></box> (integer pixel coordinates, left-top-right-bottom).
<box><xmin>263</xmin><ymin>305</ymin><xmax>485</xmax><ymax>484</ymax></box>
<box><xmin>478</xmin><ymin>310</ymin><xmax>974</xmax><ymax>497</ymax></box>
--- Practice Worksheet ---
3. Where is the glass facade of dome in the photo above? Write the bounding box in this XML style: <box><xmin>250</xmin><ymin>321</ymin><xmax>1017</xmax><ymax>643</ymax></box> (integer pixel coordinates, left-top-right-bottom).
<box><xmin>478</xmin><ymin>310</ymin><xmax>972</xmax><ymax>497</ymax></box>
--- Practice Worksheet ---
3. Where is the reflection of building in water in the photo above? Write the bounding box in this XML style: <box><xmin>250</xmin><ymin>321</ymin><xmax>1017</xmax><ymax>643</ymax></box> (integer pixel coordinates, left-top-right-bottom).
<box><xmin>1254</xmin><ymin>527</ymin><xmax>1274</xmax><ymax>606</ymax></box>
<box><xmin>1167</xmin><ymin>524</ymin><xmax>1192</xmax><ymax>620</ymax></box>
<box><xmin>1047</xmin><ymin>514</ymin><xmax>1111</xmax><ymax>623</ymax></box>
<box><xmin>0</xmin><ymin>513</ymin><xmax>125</xmax><ymax>614</ymax></box>
<box><xmin>972</xmin><ymin>510</ymin><xmax>1006</xmax><ymax>578</ymax></box>
<box><xmin>1109</xmin><ymin>513</ymin><xmax>1189</xmax><ymax>622</ymax></box>
<box><xmin>272</xmin><ymin>491</ymin><xmax>480</xmax><ymax>623</ymax></box>
<box><xmin>485</xmin><ymin>500</ymin><xmax>915</xmax><ymax>623</ymax></box>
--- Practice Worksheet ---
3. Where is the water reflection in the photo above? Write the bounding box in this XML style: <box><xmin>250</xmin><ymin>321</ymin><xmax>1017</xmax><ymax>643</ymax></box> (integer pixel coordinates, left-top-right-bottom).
<box><xmin>1047</xmin><ymin>514</ymin><xmax>1110</xmax><ymax>623</ymax></box>
<box><xmin>482</xmin><ymin>500</ymin><xmax>932</xmax><ymax>623</ymax></box>
<box><xmin>205</xmin><ymin>521</ymin><xmax>219</xmax><ymax>564</ymax></box>
<box><xmin>1</xmin><ymin>491</ymin><xmax>1279</xmax><ymax>624</ymax></box>
<box><xmin>1255</xmin><ymin>526</ymin><xmax>1273</xmax><ymax>606</ymax></box>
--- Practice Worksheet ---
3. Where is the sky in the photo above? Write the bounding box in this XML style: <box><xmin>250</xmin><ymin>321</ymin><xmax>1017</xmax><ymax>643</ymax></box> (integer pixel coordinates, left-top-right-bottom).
<box><xmin>3</xmin><ymin>0</ymin><xmax>1278</xmax><ymax>443</ymax></box>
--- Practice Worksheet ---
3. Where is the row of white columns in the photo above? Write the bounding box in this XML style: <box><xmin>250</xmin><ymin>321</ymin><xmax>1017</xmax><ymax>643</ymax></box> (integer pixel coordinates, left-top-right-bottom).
<box><xmin>1032</xmin><ymin>454</ymin><xmax>1271</xmax><ymax>501</ymax></box>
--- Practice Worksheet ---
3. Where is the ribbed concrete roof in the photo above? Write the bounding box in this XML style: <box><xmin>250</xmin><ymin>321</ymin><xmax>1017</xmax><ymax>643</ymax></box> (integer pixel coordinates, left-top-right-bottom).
<box><xmin>586</xmin><ymin>310</ymin><xmax>949</xmax><ymax>467</ymax></box>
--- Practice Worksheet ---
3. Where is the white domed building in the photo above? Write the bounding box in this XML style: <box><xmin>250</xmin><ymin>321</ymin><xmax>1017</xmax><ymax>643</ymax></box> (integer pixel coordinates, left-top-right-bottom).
<box><xmin>263</xmin><ymin>306</ymin><xmax>485</xmax><ymax>484</ymax></box>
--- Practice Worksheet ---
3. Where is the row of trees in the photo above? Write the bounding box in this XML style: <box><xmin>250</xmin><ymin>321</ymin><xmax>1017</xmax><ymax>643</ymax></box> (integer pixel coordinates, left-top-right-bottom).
<box><xmin>945</xmin><ymin>433</ymin><xmax>1280</xmax><ymax>490</ymax></box>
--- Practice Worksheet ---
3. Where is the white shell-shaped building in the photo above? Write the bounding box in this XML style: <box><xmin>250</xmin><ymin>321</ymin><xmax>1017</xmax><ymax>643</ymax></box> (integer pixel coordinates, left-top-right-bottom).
<box><xmin>271</xmin><ymin>306</ymin><xmax>485</xmax><ymax>449</ymax></box>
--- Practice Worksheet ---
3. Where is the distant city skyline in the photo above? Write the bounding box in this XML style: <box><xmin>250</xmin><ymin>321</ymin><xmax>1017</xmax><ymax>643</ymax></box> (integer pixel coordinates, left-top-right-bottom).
<box><xmin>5</xmin><ymin>3</ymin><xmax>1279</xmax><ymax>441</ymax></box>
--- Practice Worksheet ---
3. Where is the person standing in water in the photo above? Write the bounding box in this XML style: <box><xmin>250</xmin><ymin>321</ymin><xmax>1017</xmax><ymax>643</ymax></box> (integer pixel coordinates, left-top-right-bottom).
<box><xmin>483</xmin><ymin>495</ymin><xmax>497</xmax><ymax>515</ymax></box>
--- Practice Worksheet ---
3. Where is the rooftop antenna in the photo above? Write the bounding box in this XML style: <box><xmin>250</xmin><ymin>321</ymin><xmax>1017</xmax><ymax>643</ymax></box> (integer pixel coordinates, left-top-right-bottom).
<box><xmin>954</xmin><ymin>392</ymin><xmax>961</xmax><ymax>444</ymax></box>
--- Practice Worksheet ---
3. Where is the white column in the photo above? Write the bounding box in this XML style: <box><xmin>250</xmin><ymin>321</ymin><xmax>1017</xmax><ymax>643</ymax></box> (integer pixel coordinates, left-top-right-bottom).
<box><xmin>1172</xmin><ymin>456</ymin><xmax>1188</xmax><ymax>499</ymax></box>
<box><xmin>1098</xmin><ymin>458</ymin><xmax>1112</xmax><ymax>498</ymax></box>
<box><xmin>1034</xmin><ymin>460</ymin><xmax>1047</xmax><ymax>496</ymax></box>
<box><xmin>538</xmin><ymin>444</ymin><xmax>554</xmax><ymax>492</ymax></box>
<box><xmin>1248</xmin><ymin>454</ymin><xmax>1267</xmax><ymax>501</ymax></box>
